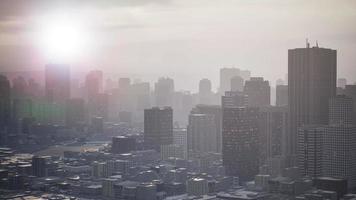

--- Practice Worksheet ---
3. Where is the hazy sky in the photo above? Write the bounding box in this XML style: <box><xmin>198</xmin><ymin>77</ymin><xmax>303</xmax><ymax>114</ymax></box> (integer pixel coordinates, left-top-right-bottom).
<box><xmin>0</xmin><ymin>0</ymin><xmax>355</xmax><ymax>91</ymax></box>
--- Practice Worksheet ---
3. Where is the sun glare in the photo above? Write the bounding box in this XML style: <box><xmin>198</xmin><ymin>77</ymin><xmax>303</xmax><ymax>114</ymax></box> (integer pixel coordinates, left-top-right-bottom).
<box><xmin>38</xmin><ymin>15</ymin><xmax>89</xmax><ymax>62</ymax></box>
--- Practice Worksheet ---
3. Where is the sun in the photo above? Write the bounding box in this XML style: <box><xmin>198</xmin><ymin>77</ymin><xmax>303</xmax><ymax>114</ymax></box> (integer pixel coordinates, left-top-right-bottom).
<box><xmin>38</xmin><ymin>15</ymin><xmax>89</xmax><ymax>62</ymax></box>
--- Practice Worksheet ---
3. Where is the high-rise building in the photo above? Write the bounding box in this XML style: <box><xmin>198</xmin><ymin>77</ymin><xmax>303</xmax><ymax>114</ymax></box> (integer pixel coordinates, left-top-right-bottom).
<box><xmin>221</xmin><ymin>91</ymin><xmax>248</xmax><ymax>108</ymax></box>
<box><xmin>343</xmin><ymin>85</ymin><xmax>356</xmax><ymax>125</ymax></box>
<box><xmin>191</xmin><ymin>105</ymin><xmax>222</xmax><ymax>153</ymax></box>
<box><xmin>12</xmin><ymin>76</ymin><xmax>28</xmax><ymax>99</ymax></box>
<box><xmin>45</xmin><ymin>64</ymin><xmax>70</xmax><ymax>103</ymax></box>
<box><xmin>187</xmin><ymin>113</ymin><xmax>217</xmax><ymax>153</ymax></box>
<box><xmin>297</xmin><ymin>125</ymin><xmax>323</xmax><ymax>178</ymax></box>
<box><xmin>154</xmin><ymin>77</ymin><xmax>174</xmax><ymax>107</ymax></box>
<box><xmin>144</xmin><ymin>107</ymin><xmax>173</xmax><ymax>151</ymax></box>
<box><xmin>199</xmin><ymin>78</ymin><xmax>212</xmax><ymax>104</ymax></box>
<box><xmin>230</xmin><ymin>76</ymin><xmax>244</xmax><ymax>92</ymax></box>
<box><xmin>258</xmin><ymin>106</ymin><xmax>288</xmax><ymax>163</ymax></box>
<box><xmin>220</xmin><ymin>68</ymin><xmax>240</xmax><ymax>94</ymax></box>
<box><xmin>328</xmin><ymin>95</ymin><xmax>353</xmax><ymax>125</ymax></box>
<box><xmin>244</xmin><ymin>77</ymin><xmax>270</xmax><ymax>107</ymax></box>
<box><xmin>173</xmin><ymin>128</ymin><xmax>188</xmax><ymax>158</ymax></box>
<box><xmin>32</xmin><ymin>156</ymin><xmax>50</xmax><ymax>177</ymax></box>
<box><xmin>222</xmin><ymin>107</ymin><xmax>260</xmax><ymax>182</ymax></box>
<box><xmin>276</xmin><ymin>85</ymin><xmax>288</xmax><ymax>106</ymax></box>
<box><xmin>288</xmin><ymin>44</ymin><xmax>336</xmax><ymax>155</ymax></box>
<box><xmin>85</xmin><ymin>70</ymin><xmax>103</xmax><ymax>100</ymax></box>
<box><xmin>322</xmin><ymin>126</ymin><xmax>356</xmax><ymax>188</ymax></box>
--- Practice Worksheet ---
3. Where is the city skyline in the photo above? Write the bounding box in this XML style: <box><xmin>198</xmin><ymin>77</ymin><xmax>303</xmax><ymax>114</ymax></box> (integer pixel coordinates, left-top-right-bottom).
<box><xmin>0</xmin><ymin>0</ymin><xmax>356</xmax><ymax>91</ymax></box>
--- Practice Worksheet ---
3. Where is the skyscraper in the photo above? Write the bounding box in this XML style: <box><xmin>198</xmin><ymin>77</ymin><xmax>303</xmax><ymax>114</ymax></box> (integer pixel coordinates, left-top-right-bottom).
<box><xmin>45</xmin><ymin>64</ymin><xmax>70</xmax><ymax>103</ymax></box>
<box><xmin>187</xmin><ymin>113</ymin><xmax>217</xmax><ymax>153</ymax></box>
<box><xmin>191</xmin><ymin>104</ymin><xmax>222</xmax><ymax>153</ymax></box>
<box><xmin>85</xmin><ymin>70</ymin><xmax>103</xmax><ymax>100</ymax></box>
<box><xmin>244</xmin><ymin>77</ymin><xmax>270</xmax><ymax>107</ymax></box>
<box><xmin>220</xmin><ymin>68</ymin><xmax>240</xmax><ymax>94</ymax></box>
<box><xmin>276</xmin><ymin>85</ymin><xmax>288</xmax><ymax>106</ymax></box>
<box><xmin>144</xmin><ymin>107</ymin><xmax>173</xmax><ymax>151</ymax></box>
<box><xmin>343</xmin><ymin>85</ymin><xmax>356</xmax><ymax>125</ymax></box>
<box><xmin>259</xmin><ymin>106</ymin><xmax>288</xmax><ymax>163</ymax></box>
<box><xmin>154</xmin><ymin>77</ymin><xmax>174</xmax><ymax>107</ymax></box>
<box><xmin>222</xmin><ymin>107</ymin><xmax>260</xmax><ymax>182</ymax></box>
<box><xmin>288</xmin><ymin>44</ymin><xmax>336</xmax><ymax>155</ymax></box>
<box><xmin>328</xmin><ymin>95</ymin><xmax>353</xmax><ymax>125</ymax></box>
<box><xmin>199</xmin><ymin>78</ymin><xmax>212</xmax><ymax>104</ymax></box>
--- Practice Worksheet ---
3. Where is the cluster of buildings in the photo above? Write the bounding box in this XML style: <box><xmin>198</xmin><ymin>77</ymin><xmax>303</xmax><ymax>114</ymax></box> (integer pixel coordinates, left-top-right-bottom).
<box><xmin>1</xmin><ymin>41</ymin><xmax>356</xmax><ymax>199</ymax></box>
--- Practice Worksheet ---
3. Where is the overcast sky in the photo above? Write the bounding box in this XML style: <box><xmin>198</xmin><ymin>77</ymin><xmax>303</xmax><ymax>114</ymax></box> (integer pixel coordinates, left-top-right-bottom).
<box><xmin>0</xmin><ymin>0</ymin><xmax>355</xmax><ymax>91</ymax></box>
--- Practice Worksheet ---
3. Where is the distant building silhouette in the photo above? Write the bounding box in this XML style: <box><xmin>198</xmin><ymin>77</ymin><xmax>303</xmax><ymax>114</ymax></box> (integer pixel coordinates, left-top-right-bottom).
<box><xmin>220</xmin><ymin>68</ymin><xmax>240</xmax><ymax>94</ymax></box>
<box><xmin>222</xmin><ymin>91</ymin><xmax>248</xmax><ymax>108</ymax></box>
<box><xmin>45</xmin><ymin>64</ymin><xmax>70</xmax><ymax>103</ymax></box>
<box><xmin>276</xmin><ymin>85</ymin><xmax>288</xmax><ymax>106</ymax></box>
<box><xmin>154</xmin><ymin>78</ymin><xmax>174</xmax><ymax>107</ymax></box>
<box><xmin>198</xmin><ymin>78</ymin><xmax>212</xmax><ymax>104</ymax></box>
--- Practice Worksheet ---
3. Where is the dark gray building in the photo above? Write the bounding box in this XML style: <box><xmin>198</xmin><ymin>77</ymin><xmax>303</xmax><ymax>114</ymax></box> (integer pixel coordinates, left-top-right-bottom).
<box><xmin>276</xmin><ymin>85</ymin><xmax>288</xmax><ymax>106</ymax></box>
<box><xmin>222</xmin><ymin>107</ymin><xmax>260</xmax><ymax>182</ymax></box>
<box><xmin>243</xmin><ymin>77</ymin><xmax>270</xmax><ymax>107</ymax></box>
<box><xmin>144</xmin><ymin>107</ymin><xmax>173</xmax><ymax>151</ymax></box>
<box><xmin>288</xmin><ymin>44</ymin><xmax>336</xmax><ymax>156</ymax></box>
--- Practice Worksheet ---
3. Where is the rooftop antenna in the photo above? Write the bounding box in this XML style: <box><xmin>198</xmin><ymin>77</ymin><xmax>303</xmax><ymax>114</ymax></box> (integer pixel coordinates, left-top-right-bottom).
<box><xmin>306</xmin><ymin>38</ymin><xmax>310</xmax><ymax>48</ymax></box>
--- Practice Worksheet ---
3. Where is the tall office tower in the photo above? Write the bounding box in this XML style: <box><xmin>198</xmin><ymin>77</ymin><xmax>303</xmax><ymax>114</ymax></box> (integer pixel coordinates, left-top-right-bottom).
<box><xmin>288</xmin><ymin>44</ymin><xmax>336</xmax><ymax>155</ymax></box>
<box><xmin>65</xmin><ymin>98</ymin><xmax>85</xmax><ymax>127</ymax></box>
<box><xmin>337</xmin><ymin>78</ymin><xmax>347</xmax><ymax>89</ymax></box>
<box><xmin>343</xmin><ymin>85</ymin><xmax>356</xmax><ymax>125</ymax></box>
<box><xmin>244</xmin><ymin>77</ymin><xmax>271</xmax><ymax>107</ymax></box>
<box><xmin>199</xmin><ymin>78</ymin><xmax>212</xmax><ymax>104</ymax></box>
<box><xmin>173</xmin><ymin>128</ymin><xmax>188</xmax><ymax>158</ymax></box>
<box><xmin>240</xmin><ymin>70</ymin><xmax>251</xmax><ymax>82</ymax></box>
<box><xmin>221</xmin><ymin>91</ymin><xmax>248</xmax><ymax>108</ymax></box>
<box><xmin>12</xmin><ymin>76</ymin><xmax>28</xmax><ymax>99</ymax></box>
<box><xmin>230</xmin><ymin>76</ymin><xmax>244</xmax><ymax>92</ymax></box>
<box><xmin>297</xmin><ymin>125</ymin><xmax>323</xmax><ymax>178</ymax></box>
<box><xmin>45</xmin><ymin>64</ymin><xmax>70</xmax><ymax>103</ymax></box>
<box><xmin>32</xmin><ymin>156</ymin><xmax>50</xmax><ymax>177</ymax></box>
<box><xmin>85</xmin><ymin>70</ymin><xmax>103</xmax><ymax>99</ymax></box>
<box><xmin>187</xmin><ymin>113</ymin><xmax>217</xmax><ymax>153</ymax></box>
<box><xmin>259</xmin><ymin>106</ymin><xmax>288</xmax><ymax>163</ymax></box>
<box><xmin>328</xmin><ymin>95</ymin><xmax>353</xmax><ymax>125</ymax></box>
<box><xmin>220</xmin><ymin>68</ymin><xmax>240</xmax><ymax>94</ymax></box>
<box><xmin>276</xmin><ymin>85</ymin><xmax>288</xmax><ymax>106</ymax></box>
<box><xmin>144</xmin><ymin>107</ymin><xmax>173</xmax><ymax>151</ymax></box>
<box><xmin>191</xmin><ymin>104</ymin><xmax>222</xmax><ymax>153</ymax></box>
<box><xmin>131</xmin><ymin>82</ymin><xmax>151</xmax><ymax>110</ymax></box>
<box><xmin>154</xmin><ymin>77</ymin><xmax>174</xmax><ymax>107</ymax></box>
<box><xmin>222</xmin><ymin>107</ymin><xmax>260</xmax><ymax>182</ymax></box>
